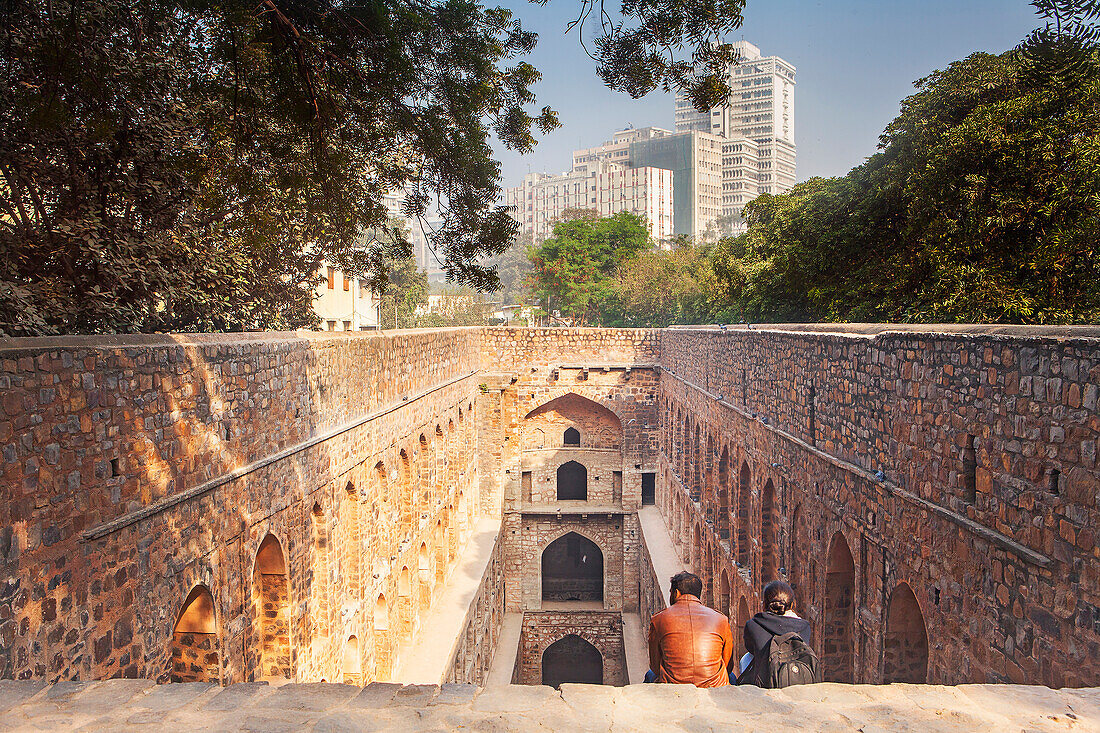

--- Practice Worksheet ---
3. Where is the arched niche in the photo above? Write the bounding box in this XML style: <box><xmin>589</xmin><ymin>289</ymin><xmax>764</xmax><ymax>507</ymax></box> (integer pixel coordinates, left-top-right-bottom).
<box><xmin>824</xmin><ymin>532</ymin><xmax>856</xmax><ymax>683</ymax></box>
<box><xmin>760</xmin><ymin>479</ymin><xmax>777</xmax><ymax>581</ymax></box>
<box><xmin>557</xmin><ymin>460</ymin><xmax>588</xmax><ymax>500</ymax></box>
<box><xmin>736</xmin><ymin>596</ymin><xmax>751</xmax><ymax>661</ymax></box>
<box><xmin>737</xmin><ymin>462</ymin><xmax>751</xmax><ymax>569</ymax></box>
<box><xmin>171</xmin><ymin>585</ymin><xmax>219</xmax><ymax>683</ymax></box>
<box><xmin>342</xmin><ymin>636</ymin><xmax>361</xmax><ymax>685</ymax></box>
<box><xmin>563</xmin><ymin>427</ymin><xmax>580</xmax><ymax>446</ymax></box>
<box><xmin>254</xmin><ymin>534</ymin><xmax>290</xmax><ymax>680</ymax></box>
<box><xmin>522</xmin><ymin>393</ymin><xmax>622</xmax><ymax>451</ymax></box>
<box><xmin>717</xmin><ymin>448</ymin><xmax>731</xmax><ymax>540</ymax></box>
<box><xmin>542</xmin><ymin>634</ymin><xmax>602</xmax><ymax>688</ymax></box>
<box><xmin>719</xmin><ymin>571</ymin><xmax>731</xmax><ymax>618</ymax></box>
<box><xmin>541</xmin><ymin>532</ymin><xmax>604</xmax><ymax>603</ymax></box>
<box><xmin>884</xmin><ymin>583</ymin><xmax>929</xmax><ymax>683</ymax></box>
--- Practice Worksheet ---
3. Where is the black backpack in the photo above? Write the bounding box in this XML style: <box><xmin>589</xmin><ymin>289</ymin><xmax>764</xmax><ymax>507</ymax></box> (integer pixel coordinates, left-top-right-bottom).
<box><xmin>737</xmin><ymin>631</ymin><xmax>820</xmax><ymax>688</ymax></box>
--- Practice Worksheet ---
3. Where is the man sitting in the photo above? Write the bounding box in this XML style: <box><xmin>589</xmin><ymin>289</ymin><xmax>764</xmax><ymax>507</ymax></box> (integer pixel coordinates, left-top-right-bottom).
<box><xmin>646</xmin><ymin>572</ymin><xmax>733</xmax><ymax>687</ymax></box>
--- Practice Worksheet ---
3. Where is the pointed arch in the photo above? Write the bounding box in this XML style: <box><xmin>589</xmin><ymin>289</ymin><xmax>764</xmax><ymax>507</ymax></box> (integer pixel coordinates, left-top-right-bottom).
<box><xmin>171</xmin><ymin>585</ymin><xmax>219</xmax><ymax>683</ymax></box>
<box><xmin>761</xmin><ymin>478</ymin><xmax>777</xmax><ymax>581</ymax></box>
<box><xmin>557</xmin><ymin>460</ymin><xmax>588</xmax><ymax>500</ymax></box>
<box><xmin>824</xmin><ymin>532</ymin><xmax>856</xmax><ymax>683</ymax></box>
<box><xmin>884</xmin><ymin>583</ymin><xmax>928</xmax><ymax>683</ymax></box>
<box><xmin>717</xmin><ymin>447</ymin><xmax>731</xmax><ymax>540</ymax></box>
<box><xmin>342</xmin><ymin>636</ymin><xmax>361</xmax><ymax>685</ymax></box>
<box><xmin>542</xmin><ymin>635</ymin><xmax>602</xmax><ymax>687</ymax></box>
<box><xmin>737</xmin><ymin>462</ymin><xmax>751</xmax><ymax>570</ymax></box>
<box><xmin>253</xmin><ymin>534</ymin><xmax>290</xmax><ymax>680</ymax></box>
<box><xmin>541</xmin><ymin>531</ymin><xmax>604</xmax><ymax>603</ymax></box>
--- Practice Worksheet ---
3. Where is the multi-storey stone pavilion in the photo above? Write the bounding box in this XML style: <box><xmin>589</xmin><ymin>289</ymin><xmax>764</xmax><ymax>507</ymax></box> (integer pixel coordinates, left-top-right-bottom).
<box><xmin>1</xmin><ymin>325</ymin><xmax>1098</xmax><ymax>709</ymax></box>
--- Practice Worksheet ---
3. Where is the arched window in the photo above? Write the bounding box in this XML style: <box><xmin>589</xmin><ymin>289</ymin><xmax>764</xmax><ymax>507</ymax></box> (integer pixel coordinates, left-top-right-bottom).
<box><xmin>542</xmin><ymin>635</ymin><xmax>602</xmax><ymax>687</ymax></box>
<box><xmin>541</xmin><ymin>532</ymin><xmax>603</xmax><ymax>603</ymax></box>
<box><xmin>563</xmin><ymin>427</ymin><xmax>580</xmax><ymax>445</ymax></box>
<box><xmin>824</xmin><ymin>533</ymin><xmax>855</xmax><ymax>683</ymax></box>
<box><xmin>884</xmin><ymin>584</ymin><xmax>928</xmax><ymax>683</ymax></box>
<box><xmin>171</xmin><ymin>585</ymin><xmax>219</xmax><ymax>683</ymax></box>
<box><xmin>556</xmin><ymin>461</ymin><xmax>587</xmax><ymax>500</ymax></box>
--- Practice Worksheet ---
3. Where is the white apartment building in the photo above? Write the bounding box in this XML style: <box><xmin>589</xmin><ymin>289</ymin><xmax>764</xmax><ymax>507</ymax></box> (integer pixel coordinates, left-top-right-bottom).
<box><xmin>676</xmin><ymin>40</ymin><xmax>796</xmax><ymax>196</ymax></box>
<box><xmin>505</xmin><ymin>157</ymin><xmax>674</xmax><ymax>244</ymax></box>
<box><xmin>313</xmin><ymin>263</ymin><xmax>380</xmax><ymax>331</ymax></box>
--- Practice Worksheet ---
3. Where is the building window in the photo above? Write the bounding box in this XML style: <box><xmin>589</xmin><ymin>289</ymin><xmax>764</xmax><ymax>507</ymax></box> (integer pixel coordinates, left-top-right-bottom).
<box><xmin>563</xmin><ymin>427</ymin><xmax>580</xmax><ymax>446</ymax></box>
<box><xmin>343</xmin><ymin>275</ymin><xmax>349</xmax><ymax>291</ymax></box>
<box><xmin>327</xmin><ymin>267</ymin><xmax>335</xmax><ymax>289</ymax></box>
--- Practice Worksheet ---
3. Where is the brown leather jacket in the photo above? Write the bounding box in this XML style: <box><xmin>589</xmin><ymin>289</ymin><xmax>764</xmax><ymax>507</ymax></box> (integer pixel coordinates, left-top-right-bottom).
<box><xmin>648</xmin><ymin>594</ymin><xmax>733</xmax><ymax>687</ymax></box>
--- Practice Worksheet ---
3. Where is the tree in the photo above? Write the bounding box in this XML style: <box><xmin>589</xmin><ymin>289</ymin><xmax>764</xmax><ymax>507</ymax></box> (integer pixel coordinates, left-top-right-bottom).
<box><xmin>610</xmin><ymin>242</ymin><xmax>721</xmax><ymax>327</ymax></box>
<box><xmin>525</xmin><ymin>211</ymin><xmax>650</xmax><ymax>325</ymax></box>
<box><xmin>0</xmin><ymin>0</ymin><xmax>555</xmax><ymax>335</ymax></box>
<box><xmin>712</xmin><ymin>14</ymin><xmax>1100</xmax><ymax>324</ymax></box>
<box><xmin>0</xmin><ymin>0</ymin><xmax>752</xmax><ymax>336</ymax></box>
<box><xmin>490</xmin><ymin>231</ymin><xmax>535</xmax><ymax>303</ymax></box>
<box><xmin>378</xmin><ymin>254</ymin><xmax>428</xmax><ymax>330</ymax></box>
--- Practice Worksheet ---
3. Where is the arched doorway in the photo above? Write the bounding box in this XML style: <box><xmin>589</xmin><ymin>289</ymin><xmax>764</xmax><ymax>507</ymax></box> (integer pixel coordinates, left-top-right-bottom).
<box><xmin>824</xmin><ymin>533</ymin><xmax>856</xmax><ymax>683</ymax></box>
<box><xmin>761</xmin><ymin>479</ymin><xmax>777</xmax><ymax>581</ymax></box>
<box><xmin>343</xmin><ymin>636</ymin><xmax>361</xmax><ymax>685</ymax></box>
<box><xmin>737</xmin><ymin>462</ymin><xmax>751</xmax><ymax>569</ymax></box>
<box><xmin>171</xmin><ymin>585</ymin><xmax>219</xmax><ymax>683</ymax></box>
<box><xmin>542</xmin><ymin>635</ymin><xmax>602</xmax><ymax>687</ymax></box>
<box><xmin>541</xmin><ymin>532</ymin><xmax>603</xmax><ymax>603</ymax></box>
<box><xmin>884</xmin><ymin>583</ymin><xmax>928</xmax><ymax>683</ymax></box>
<box><xmin>563</xmin><ymin>427</ymin><xmax>580</xmax><ymax>445</ymax></box>
<box><xmin>557</xmin><ymin>461</ymin><xmax>588</xmax><ymax>500</ymax></box>
<box><xmin>254</xmin><ymin>534</ymin><xmax>290</xmax><ymax>680</ymax></box>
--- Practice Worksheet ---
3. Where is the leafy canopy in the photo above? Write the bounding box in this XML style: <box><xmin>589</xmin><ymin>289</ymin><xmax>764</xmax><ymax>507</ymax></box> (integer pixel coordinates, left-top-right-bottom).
<box><xmin>712</xmin><ymin>3</ymin><xmax>1100</xmax><ymax>324</ymax></box>
<box><xmin>525</xmin><ymin>210</ymin><xmax>651</xmax><ymax>325</ymax></box>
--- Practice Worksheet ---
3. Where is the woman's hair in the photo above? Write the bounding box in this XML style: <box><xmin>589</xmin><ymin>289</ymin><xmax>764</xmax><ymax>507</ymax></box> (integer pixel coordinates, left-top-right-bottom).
<box><xmin>763</xmin><ymin>580</ymin><xmax>796</xmax><ymax>614</ymax></box>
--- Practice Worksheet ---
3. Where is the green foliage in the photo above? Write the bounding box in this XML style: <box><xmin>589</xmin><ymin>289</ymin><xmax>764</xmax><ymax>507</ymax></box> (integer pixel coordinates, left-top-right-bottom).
<box><xmin>608</xmin><ymin>243</ymin><xmax>720</xmax><ymax>327</ymax></box>
<box><xmin>0</xmin><ymin>0</ymin><xmax>557</xmax><ymax>335</ymax></box>
<box><xmin>713</xmin><ymin>43</ymin><xmax>1100</xmax><ymax>324</ymax></box>
<box><xmin>489</xmin><ymin>231</ymin><xmax>535</xmax><ymax>303</ymax></box>
<box><xmin>378</xmin><ymin>255</ymin><xmax>428</xmax><ymax>330</ymax></box>
<box><xmin>540</xmin><ymin>0</ymin><xmax>747</xmax><ymax>111</ymax></box>
<box><xmin>525</xmin><ymin>210</ymin><xmax>651</xmax><ymax>325</ymax></box>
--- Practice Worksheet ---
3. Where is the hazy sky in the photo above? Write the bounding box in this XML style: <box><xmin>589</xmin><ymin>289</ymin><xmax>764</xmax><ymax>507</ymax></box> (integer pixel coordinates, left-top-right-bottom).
<box><xmin>492</xmin><ymin>0</ymin><xmax>1040</xmax><ymax>190</ymax></box>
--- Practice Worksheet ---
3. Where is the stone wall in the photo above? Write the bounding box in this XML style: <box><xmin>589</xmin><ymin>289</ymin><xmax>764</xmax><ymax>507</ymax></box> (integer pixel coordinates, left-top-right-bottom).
<box><xmin>657</xmin><ymin>325</ymin><xmax>1100</xmax><ymax>687</ymax></box>
<box><xmin>444</xmin><ymin>526</ymin><xmax>506</xmax><ymax>686</ymax></box>
<box><xmin>0</xmin><ymin>329</ymin><xmax>487</xmax><ymax>684</ymax></box>
<box><xmin>515</xmin><ymin>611</ymin><xmax>628</xmax><ymax>686</ymax></box>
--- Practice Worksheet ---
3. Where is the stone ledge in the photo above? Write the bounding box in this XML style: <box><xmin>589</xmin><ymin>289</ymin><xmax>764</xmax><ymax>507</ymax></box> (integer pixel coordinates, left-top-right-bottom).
<box><xmin>0</xmin><ymin>680</ymin><xmax>1095</xmax><ymax>731</ymax></box>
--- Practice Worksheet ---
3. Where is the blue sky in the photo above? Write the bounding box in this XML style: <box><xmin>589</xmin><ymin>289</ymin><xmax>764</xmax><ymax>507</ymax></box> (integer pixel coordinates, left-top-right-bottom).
<box><xmin>492</xmin><ymin>0</ymin><xmax>1040</xmax><ymax>189</ymax></box>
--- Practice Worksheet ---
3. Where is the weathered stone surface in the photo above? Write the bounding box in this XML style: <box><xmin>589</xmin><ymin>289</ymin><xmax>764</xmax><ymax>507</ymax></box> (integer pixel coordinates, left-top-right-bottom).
<box><xmin>0</xmin><ymin>681</ymin><xmax>1097</xmax><ymax>732</ymax></box>
<box><xmin>266</xmin><ymin>683</ymin><xmax>360</xmax><ymax>712</ymax></box>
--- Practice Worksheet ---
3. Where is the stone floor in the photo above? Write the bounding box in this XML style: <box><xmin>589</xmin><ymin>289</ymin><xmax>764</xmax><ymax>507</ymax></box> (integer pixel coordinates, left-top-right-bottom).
<box><xmin>1</xmin><ymin>679</ymin><xmax>1096</xmax><ymax>732</ymax></box>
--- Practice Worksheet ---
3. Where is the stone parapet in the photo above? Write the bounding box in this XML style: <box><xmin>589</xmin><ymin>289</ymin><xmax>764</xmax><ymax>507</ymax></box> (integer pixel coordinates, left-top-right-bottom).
<box><xmin>0</xmin><ymin>679</ymin><xmax>1097</xmax><ymax>731</ymax></box>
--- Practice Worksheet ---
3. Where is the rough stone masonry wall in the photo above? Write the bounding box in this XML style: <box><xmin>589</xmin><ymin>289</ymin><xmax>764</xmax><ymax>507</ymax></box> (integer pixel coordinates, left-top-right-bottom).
<box><xmin>0</xmin><ymin>329</ymin><xmax>487</xmax><ymax>684</ymax></box>
<box><xmin>657</xmin><ymin>325</ymin><xmax>1100</xmax><ymax>687</ymax></box>
<box><xmin>515</xmin><ymin>611</ymin><xmax>628</xmax><ymax>686</ymax></box>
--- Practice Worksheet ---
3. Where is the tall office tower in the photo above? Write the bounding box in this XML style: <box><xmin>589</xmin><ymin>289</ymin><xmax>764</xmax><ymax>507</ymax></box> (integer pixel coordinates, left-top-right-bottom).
<box><xmin>676</xmin><ymin>40</ymin><xmax>796</xmax><ymax>196</ymax></box>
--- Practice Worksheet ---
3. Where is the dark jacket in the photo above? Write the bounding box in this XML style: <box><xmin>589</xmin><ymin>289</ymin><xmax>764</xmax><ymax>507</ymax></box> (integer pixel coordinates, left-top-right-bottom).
<box><xmin>743</xmin><ymin>612</ymin><xmax>812</xmax><ymax>657</ymax></box>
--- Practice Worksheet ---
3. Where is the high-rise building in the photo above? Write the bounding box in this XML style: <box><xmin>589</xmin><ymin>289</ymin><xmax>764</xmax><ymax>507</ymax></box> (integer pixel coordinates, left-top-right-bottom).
<box><xmin>676</xmin><ymin>40</ymin><xmax>796</xmax><ymax>195</ymax></box>
<box><xmin>505</xmin><ymin>156</ymin><xmax>673</xmax><ymax>244</ymax></box>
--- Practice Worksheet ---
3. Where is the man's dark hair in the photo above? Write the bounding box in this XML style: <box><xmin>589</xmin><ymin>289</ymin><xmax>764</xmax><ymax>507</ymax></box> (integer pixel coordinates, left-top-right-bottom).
<box><xmin>670</xmin><ymin>571</ymin><xmax>703</xmax><ymax>598</ymax></box>
<box><xmin>763</xmin><ymin>580</ymin><xmax>796</xmax><ymax>614</ymax></box>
